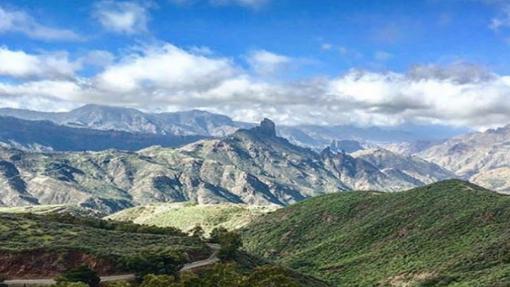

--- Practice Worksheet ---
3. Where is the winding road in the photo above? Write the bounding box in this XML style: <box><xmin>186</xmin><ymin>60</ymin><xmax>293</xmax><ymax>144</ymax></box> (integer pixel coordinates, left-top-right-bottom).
<box><xmin>4</xmin><ymin>243</ymin><xmax>221</xmax><ymax>286</ymax></box>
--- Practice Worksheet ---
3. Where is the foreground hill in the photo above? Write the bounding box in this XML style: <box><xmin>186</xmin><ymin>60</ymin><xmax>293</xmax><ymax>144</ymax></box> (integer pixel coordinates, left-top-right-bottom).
<box><xmin>107</xmin><ymin>203</ymin><xmax>276</xmax><ymax>234</ymax></box>
<box><xmin>0</xmin><ymin>212</ymin><xmax>207</xmax><ymax>278</ymax></box>
<box><xmin>241</xmin><ymin>180</ymin><xmax>510</xmax><ymax>286</ymax></box>
<box><xmin>0</xmin><ymin>119</ymin><xmax>455</xmax><ymax>213</ymax></box>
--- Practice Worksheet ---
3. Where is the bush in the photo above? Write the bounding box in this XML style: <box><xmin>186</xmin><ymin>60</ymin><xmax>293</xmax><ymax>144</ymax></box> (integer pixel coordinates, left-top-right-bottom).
<box><xmin>123</xmin><ymin>250</ymin><xmax>185</xmax><ymax>277</ymax></box>
<box><xmin>139</xmin><ymin>274</ymin><xmax>177</xmax><ymax>287</ymax></box>
<box><xmin>189</xmin><ymin>225</ymin><xmax>205</xmax><ymax>239</ymax></box>
<box><xmin>56</xmin><ymin>265</ymin><xmax>100</xmax><ymax>287</ymax></box>
<box><xmin>217</xmin><ymin>231</ymin><xmax>242</xmax><ymax>260</ymax></box>
<box><xmin>209</xmin><ymin>227</ymin><xmax>228</xmax><ymax>243</ymax></box>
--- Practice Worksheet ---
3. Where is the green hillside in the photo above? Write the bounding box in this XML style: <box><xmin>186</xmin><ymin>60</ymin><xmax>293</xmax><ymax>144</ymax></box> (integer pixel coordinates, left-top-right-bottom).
<box><xmin>241</xmin><ymin>180</ymin><xmax>510</xmax><ymax>286</ymax></box>
<box><xmin>0</xmin><ymin>212</ymin><xmax>208</xmax><ymax>278</ymax></box>
<box><xmin>107</xmin><ymin>202</ymin><xmax>277</xmax><ymax>234</ymax></box>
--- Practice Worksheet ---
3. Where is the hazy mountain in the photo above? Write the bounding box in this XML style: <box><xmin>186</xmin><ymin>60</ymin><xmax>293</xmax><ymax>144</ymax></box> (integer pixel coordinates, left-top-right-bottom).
<box><xmin>241</xmin><ymin>180</ymin><xmax>510</xmax><ymax>286</ymax></box>
<box><xmin>320</xmin><ymin>146</ymin><xmax>454</xmax><ymax>191</ymax></box>
<box><xmin>418</xmin><ymin>125</ymin><xmax>510</xmax><ymax>192</ymax></box>
<box><xmin>0</xmin><ymin>116</ymin><xmax>205</xmax><ymax>152</ymax></box>
<box><xmin>0</xmin><ymin>105</ymin><xmax>468</xmax><ymax>151</ymax></box>
<box><xmin>278</xmin><ymin>123</ymin><xmax>469</xmax><ymax>149</ymax></box>
<box><xmin>0</xmin><ymin>104</ymin><xmax>251</xmax><ymax>137</ymax></box>
<box><xmin>0</xmin><ymin>119</ymin><xmax>452</xmax><ymax>213</ymax></box>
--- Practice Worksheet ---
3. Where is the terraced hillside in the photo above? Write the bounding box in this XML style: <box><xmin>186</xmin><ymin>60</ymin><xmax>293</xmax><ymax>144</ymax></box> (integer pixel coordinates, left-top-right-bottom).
<box><xmin>242</xmin><ymin>180</ymin><xmax>510</xmax><ymax>286</ymax></box>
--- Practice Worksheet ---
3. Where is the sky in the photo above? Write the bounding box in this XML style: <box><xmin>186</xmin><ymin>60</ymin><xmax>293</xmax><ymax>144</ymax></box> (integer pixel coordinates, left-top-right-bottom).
<box><xmin>0</xmin><ymin>0</ymin><xmax>510</xmax><ymax>129</ymax></box>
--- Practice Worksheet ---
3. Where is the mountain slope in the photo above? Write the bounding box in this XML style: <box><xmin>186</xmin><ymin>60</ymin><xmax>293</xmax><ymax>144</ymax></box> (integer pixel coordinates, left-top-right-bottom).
<box><xmin>0</xmin><ymin>119</ymin><xmax>455</xmax><ymax>213</ymax></box>
<box><xmin>241</xmin><ymin>180</ymin><xmax>510</xmax><ymax>286</ymax></box>
<box><xmin>0</xmin><ymin>119</ymin><xmax>344</xmax><ymax>212</ymax></box>
<box><xmin>419</xmin><ymin>125</ymin><xmax>510</xmax><ymax>192</ymax></box>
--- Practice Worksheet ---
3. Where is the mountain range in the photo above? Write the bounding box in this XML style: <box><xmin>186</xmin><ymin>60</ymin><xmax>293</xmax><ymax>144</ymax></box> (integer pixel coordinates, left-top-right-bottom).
<box><xmin>0</xmin><ymin>118</ymin><xmax>453</xmax><ymax>213</ymax></box>
<box><xmin>0</xmin><ymin>105</ymin><xmax>465</xmax><ymax>151</ymax></box>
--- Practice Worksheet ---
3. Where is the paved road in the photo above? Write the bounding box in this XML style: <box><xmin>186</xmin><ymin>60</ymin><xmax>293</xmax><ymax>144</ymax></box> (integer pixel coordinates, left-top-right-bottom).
<box><xmin>4</xmin><ymin>243</ymin><xmax>221</xmax><ymax>286</ymax></box>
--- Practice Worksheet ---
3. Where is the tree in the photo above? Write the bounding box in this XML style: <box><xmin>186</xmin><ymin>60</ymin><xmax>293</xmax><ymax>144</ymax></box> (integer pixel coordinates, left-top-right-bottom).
<box><xmin>123</xmin><ymin>250</ymin><xmax>185</xmax><ymax>278</ymax></box>
<box><xmin>218</xmin><ymin>231</ymin><xmax>242</xmax><ymax>260</ymax></box>
<box><xmin>189</xmin><ymin>225</ymin><xmax>205</xmax><ymax>239</ymax></box>
<box><xmin>56</xmin><ymin>265</ymin><xmax>100</xmax><ymax>287</ymax></box>
<box><xmin>209</xmin><ymin>227</ymin><xmax>228</xmax><ymax>243</ymax></box>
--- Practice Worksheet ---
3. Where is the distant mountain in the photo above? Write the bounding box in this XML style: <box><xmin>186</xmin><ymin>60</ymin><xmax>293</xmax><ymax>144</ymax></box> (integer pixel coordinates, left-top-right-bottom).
<box><xmin>241</xmin><ymin>180</ymin><xmax>510</xmax><ymax>286</ymax></box>
<box><xmin>278</xmin><ymin>123</ymin><xmax>468</xmax><ymax>149</ymax></box>
<box><xmin>0</xmin><ymin>104</ymin><xmax>251</xmax><ymax>137</ymax></box>
<box><xmin>0</xmin><ymin>105</ymin><xmax>468</xmax><ymax>151</ymax></box>
<box><xmin>0</xmin><ymin>119</ymin><xmax>454</xmax><ymax>213</ymax></box>
<box><xmin>320</xmin><ymin>146</ymin><xmax>454</xmax><ymax>191</ymax></box>
<box><xmin>418</xmin><ymin>125</ymin><xmax>510</xmax><ymax>193</ymax></box>
<box><xmin>0</xmin><ymin>116</ymin><xmax>205</xmax><ymax>151</ymax></box>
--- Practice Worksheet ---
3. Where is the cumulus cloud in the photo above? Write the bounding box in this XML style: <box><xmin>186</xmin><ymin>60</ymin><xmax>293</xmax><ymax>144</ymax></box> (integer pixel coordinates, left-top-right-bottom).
<box><xmin>93</xmin><ymin>1</ymin><xmax>150</xmax><ymax>34</ymax></box>
<box><xmin>246</xmin><ymin>50</ymin><xmax>291</xmax><ymax>76</ymax></box>
<box><xmin>0</xmin><ymin>6</ymin><xmax>81</xmax><ymax>41</ymax></box>
<box><xmin>0</xmin><ymin>47</ymin><xmax>80</xmax><ymax>79</ymax></box>
<box><xmin>3</xmin><ymin>43</ymin><xmax>510</xmax><ymax>129</ymax></box>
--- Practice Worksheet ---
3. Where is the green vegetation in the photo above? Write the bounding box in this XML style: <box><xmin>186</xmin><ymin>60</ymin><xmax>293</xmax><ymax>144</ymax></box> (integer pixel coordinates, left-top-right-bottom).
<box><xmin>56</xmin><ymin>265</ymin><xmax>100</xmax><ymax>287</ymax></box>
<box><xmin>107</xmin><ymin>203</ymin><xmax>276</xmax><ymax>235</ymax></box>
<box><xmin>137</xmin><ymin>263</ymin><xmax>324</xmax><ymax>287</ymax></box>
<box><xmin>242</xmin><ymin>180</ymin><xmax>510</xmax><ymax>286</ymax></box>
<box><xmin>0</xmin><ymin>212</ymin><xmax>207</xmax><ymax>276</ymax></box>
<box><xmin>209</xmin><ymin>227</ymin><xmax>243</xmax><ymax>260</ymax></box>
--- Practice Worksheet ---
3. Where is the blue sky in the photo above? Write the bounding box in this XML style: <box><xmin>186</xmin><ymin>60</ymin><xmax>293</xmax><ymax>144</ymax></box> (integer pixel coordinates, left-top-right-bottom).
<box><xmin>3</xmin><ymin>0</ymin><xmax>509</xmax><ymax>75</ymax></box>
<box><xmin>1</xmin><ymin>0</ymin><xmax>510</xmax><ymax>129</ymax></box>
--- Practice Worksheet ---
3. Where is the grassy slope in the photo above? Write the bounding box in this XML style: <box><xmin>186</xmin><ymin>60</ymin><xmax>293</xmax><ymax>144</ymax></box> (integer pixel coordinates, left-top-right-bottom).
<box><xmin>0</xmin><ymin>212</ymin><xmax>208</xmax><ymax>276</ymax></box>
<box><xmin>241</xmin><ymin>180</ymin><xmax>510</xmax><ymax>286</ymax></box>
<box><xmin>107</xmin><ymin>202</ymin><xmax>276</xmax><ymax>234</ymax></box>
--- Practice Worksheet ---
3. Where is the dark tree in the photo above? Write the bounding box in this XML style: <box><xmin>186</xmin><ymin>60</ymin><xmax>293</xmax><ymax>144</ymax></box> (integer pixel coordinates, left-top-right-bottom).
<box><xmin>56</xmin><ymin>265</ymin><xmax>100</xmax><ymax>287</ymax></box>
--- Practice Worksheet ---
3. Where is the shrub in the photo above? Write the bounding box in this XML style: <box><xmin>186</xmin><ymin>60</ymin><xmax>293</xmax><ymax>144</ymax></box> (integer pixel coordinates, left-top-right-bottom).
<box><xmin>123</xmin><ymin>250</ymin><xmax>185</xmax><ymax>277</ymax></box>
<box><xmin>217</xmin><ymin>231</ymin><xmax>242</xmax><ymax>260</ymax></box>
<box><xmin>56</xmin><ymin>265</ymin><xmax>100</xmax><ymax>287</ymax></box>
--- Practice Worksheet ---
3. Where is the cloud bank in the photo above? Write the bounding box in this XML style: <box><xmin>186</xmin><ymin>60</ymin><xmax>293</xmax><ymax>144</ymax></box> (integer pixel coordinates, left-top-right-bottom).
<box><xmin>1</xmin><ymin>42</ymin><xmax>510</xmax><ymax>129</ymax></box>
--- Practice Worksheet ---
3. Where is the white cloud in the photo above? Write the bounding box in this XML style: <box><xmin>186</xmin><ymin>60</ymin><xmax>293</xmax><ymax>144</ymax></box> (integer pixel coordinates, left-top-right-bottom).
<box><xmin>93</xmin><ymin>1</ymin><xmax>150</xmax><ymax>34</ymax></box>
<box><xmin>0</xmin><ymin>47</ymin><xmax>80</xmax><ymax>79</ymax></box>
<box><xmin>94</xmin><ymin>44</ymin><xmax>237</xmax><ymax>94</ymax></box>
<box><xmin>3</xmin><ymin>43</ymin><xmax>510</xmax><ymax>130</ymax></box>
<box><xmin>0</xmin><ymin>6</ymin><xmax>81</xmax><ymax>41</ymax></box>
<box><xmin>246</xmin><ymin>50</ymin><xmax>291</xmax><ymax>76</ymax></box>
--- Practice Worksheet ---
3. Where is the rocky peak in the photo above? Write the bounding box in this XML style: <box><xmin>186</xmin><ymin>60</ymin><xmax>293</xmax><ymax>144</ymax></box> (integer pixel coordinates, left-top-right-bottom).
<box><xmin>251</xmin><ymin>118</ymin><xmax>276</xmax><ymax>137</ymax></box>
